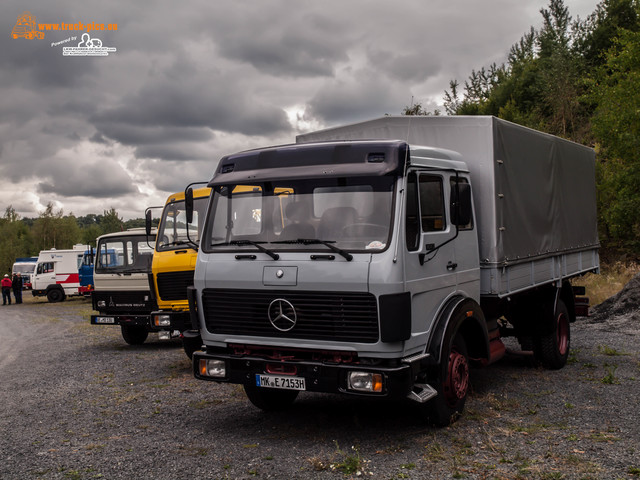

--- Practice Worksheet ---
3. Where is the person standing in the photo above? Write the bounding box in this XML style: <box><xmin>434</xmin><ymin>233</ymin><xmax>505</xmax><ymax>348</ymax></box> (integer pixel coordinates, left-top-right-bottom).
<box><xmin>12</xmin><ymin>273</ymin><xmax>23</xmax><ymax>304</ymax></box>
<box><xmin>1</xmin><ymin>274</ymin><xmax>12</xmax><ymax>305</ymax></box>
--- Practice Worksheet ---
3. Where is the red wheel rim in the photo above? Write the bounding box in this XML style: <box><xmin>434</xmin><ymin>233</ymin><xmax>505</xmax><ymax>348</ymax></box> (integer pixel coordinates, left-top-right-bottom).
<box><xmin>556</xmin><ymin>312</ymin><xmax>569</xmax><ymax>356</ymax></box>
<box><xmin>444</xmin><ymin>350</ymin><xmax>469</xmax><ymax>407</ymax></box>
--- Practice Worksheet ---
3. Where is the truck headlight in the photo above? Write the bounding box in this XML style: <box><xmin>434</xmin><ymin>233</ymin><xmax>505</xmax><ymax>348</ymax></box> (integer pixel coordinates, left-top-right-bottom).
<box><xmin>347</xmin><ymin>371</ymin><xmax>383</xmax><ymax>393</ymax></box>
<box><xmin>153</xmin><ymin>314</ymin><xmax>171</xmax><ymax>327</ymax></box>
<box><xmin>199</xmin><ymin>359</ymin><xmax>226</xmax><ymax>378</ymax></box>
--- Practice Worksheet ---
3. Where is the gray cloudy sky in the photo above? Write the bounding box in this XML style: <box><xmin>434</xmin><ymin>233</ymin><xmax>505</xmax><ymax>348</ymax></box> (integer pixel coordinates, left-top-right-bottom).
<box><xmin>1</xmin><ymin>0</ymin><xmax>599</xmax><ymax>220</ymax></box>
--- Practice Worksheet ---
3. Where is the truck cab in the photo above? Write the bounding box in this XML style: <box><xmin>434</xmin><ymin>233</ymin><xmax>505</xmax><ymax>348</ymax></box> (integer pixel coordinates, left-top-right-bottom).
<box><xmin>146</xmin><ymin>187</ymin><xmax>210</xmax><ymax>357</ymax></box>
<box><xmin>90</xmin><ymin>229</ymin><xmax>157</xmax><ymax>345</ymax></box>
<box><xmin>32</xmin><ymin>245</ymin><xmax>88</xmax><ymax>302</ymax></box>
<box><xmin>191</xmin><ymin>141</ymin><xmax>486</xmax><ymax>423</ymax></box>
<box><xmin>12</xmin><ymin>257</ymin><xmax>38</xmax><ymax>290</ymax></box>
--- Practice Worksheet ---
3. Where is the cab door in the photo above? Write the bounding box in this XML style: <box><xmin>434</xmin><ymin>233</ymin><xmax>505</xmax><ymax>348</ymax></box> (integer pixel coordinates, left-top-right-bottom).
<box><xmin>403</xmin><ymin>170</ymin><xmax>458</xmax><ymax>348</ymax></box>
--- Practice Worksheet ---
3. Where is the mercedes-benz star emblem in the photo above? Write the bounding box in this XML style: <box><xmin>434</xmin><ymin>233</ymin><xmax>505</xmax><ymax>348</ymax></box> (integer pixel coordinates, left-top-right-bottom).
<box><xmin>268</xmin><ymin>298</ymin><xmax>297</xmax><ymax>332</ymax></box>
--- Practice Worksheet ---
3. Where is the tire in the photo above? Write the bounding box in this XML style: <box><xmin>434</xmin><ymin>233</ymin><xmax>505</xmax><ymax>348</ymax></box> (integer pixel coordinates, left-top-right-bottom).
<box><xmin>121</xmin><ymin>325</ymin><xmax>149</xmax><ymax>345</ymax></box>
<box><xmin>46</xmin><ymin>289</ymin><xmax>65</xmax><ymax>303</ymax></box>
<box><xmin>182</xmin><ymin>335</ymin><xmax>202</xmax><ymax>360</ymax></box>
<box><xmin>534</xmin><ymin>299</ymin><xmax>570</xmax><ymax>370</ymax></box>
<box><xmin>243</xmin><ymin>384</ymin><xmax>299</xmax><ymax>411</ymax></box>
<box><xmin>427</xmin><ymin>332</ymin><xmax>470</xmax><ymax>427</ymax></box>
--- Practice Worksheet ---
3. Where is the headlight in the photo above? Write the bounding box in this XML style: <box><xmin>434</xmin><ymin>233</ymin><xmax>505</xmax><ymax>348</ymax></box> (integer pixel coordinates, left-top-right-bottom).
<box><xmin>348</xmin><ymin>371</ymin><xmax>383</xmax><ymax>393</ymax></box>
<box><xmin>153</xmin><ymin>314</ymin><xmax>171</xmax><ymax>327</ymax></box>
<box><xmin>199</xmin><ymin>359</ymin><xmax>226</xmax><ymax>378</ymax></box>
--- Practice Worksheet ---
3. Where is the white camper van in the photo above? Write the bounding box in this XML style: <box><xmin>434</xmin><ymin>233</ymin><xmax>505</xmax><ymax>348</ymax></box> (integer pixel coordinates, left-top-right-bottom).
<box><xmin>32</xmin><ymin>244</ymin><xmax>88</xmax><ymax>302</ymax></box>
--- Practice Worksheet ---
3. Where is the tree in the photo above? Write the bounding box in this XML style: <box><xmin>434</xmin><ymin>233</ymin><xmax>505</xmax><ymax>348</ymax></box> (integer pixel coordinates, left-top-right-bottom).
<box><xmin>0</xmin><ymin>206</ymin><xmax>32</xmax><ymax>275</ymax></box>
<box><xmin>100</xmin><ymin>208</ymin><xmax>124</xmax><ymax>234</ymax></box>
<box><xmin>590</xmin><ymin>28</ymin><xmax>640</xmax><ymax>250</ymax></box>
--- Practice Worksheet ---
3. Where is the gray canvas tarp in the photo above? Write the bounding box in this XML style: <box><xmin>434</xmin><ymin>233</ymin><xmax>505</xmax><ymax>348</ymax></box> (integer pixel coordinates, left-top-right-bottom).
<box><xmin>297</xmin><ymin>116</ymin><xmax>599</xmax><ymax>267</ymax></box>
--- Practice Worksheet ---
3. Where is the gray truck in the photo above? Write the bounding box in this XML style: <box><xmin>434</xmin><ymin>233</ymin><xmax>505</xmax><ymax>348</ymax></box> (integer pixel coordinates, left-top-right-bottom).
<box><xmin>189</xmin><ymin>116</ymin><xmax>599</xmax><ymax>425</ymax></box>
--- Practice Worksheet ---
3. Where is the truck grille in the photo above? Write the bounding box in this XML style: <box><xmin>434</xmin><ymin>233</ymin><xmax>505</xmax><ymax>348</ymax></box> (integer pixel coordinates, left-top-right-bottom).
<box><xmin>202</xmin><ymin>289</ymin><xmax>379</xmax><ymax>343</ymax></box>
<box><xmin>156</xmin><ymin>271</ymin><xmax>194</xmax><ymax>301</ymax></box>
<box><xmin>92</xmin><ymin>290</ymin><xmax>155</xmax><ymax>313</ymax></box>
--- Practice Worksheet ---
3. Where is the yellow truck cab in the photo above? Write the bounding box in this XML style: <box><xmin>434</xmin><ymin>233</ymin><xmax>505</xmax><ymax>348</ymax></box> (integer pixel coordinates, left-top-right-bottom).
<box><xmin>146</xmin><ymin>187</ymin><xmax>211</xmax><ymax>358</ymax></box>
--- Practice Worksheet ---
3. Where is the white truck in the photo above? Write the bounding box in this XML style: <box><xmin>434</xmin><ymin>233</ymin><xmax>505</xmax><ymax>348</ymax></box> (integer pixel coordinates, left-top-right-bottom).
<box><xmin>12</xmin><ymin>257</ymin><xmax>38</xmax><ymax>290</ymax></box>
<box><xmin>90</xmin><ymin>229</ymin><xmax>157</xmax><ymax>345</ymax></box>
<box><xmin>189</xmin><ymin>116</ymin><xmax>599</xmax><ymax>425</ymax></box>
<box><xmin>32</xmin><ymin>245</ymin><xmax>89</xmax><ymax>302</ymax></box>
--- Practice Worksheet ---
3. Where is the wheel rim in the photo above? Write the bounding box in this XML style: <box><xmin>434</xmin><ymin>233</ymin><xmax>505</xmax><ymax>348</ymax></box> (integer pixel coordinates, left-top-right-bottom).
<box><xmin>556</xmin><ymin>312</ymin><xmax>569</xmax><ymax>356</ymax></box>
<box><xmin>444</xmin><ymin>350</ymin><xmax>469</xmax><ymax>407</ymax></box>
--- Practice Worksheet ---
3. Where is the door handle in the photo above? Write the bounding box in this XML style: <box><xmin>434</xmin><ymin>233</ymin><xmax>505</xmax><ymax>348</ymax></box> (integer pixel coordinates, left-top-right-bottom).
<box><xmin>447</xmin><ymin>261</ymin><xmax>458</xmax><ymax>271</ymax></box>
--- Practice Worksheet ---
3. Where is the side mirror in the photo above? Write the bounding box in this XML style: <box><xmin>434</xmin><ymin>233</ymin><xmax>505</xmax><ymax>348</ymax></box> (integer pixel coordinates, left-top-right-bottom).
<box><xmin>145</xmin><ymin>209</ymin><xmax>152</xmax><ymax>236</ymax></box>
<box><xmin>451</xmin><ymin>182</ymin><xmax>472</xmax><ymax>227</ymax></box>
<box><xmin>185</xmin><ymin>187</ymin><xmax>194</xmax><ymax>224</ymax></box>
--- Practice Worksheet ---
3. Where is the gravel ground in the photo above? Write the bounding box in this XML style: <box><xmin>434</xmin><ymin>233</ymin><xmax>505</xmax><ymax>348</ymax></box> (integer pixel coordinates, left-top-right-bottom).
<box><xmin>0</xmin><ymin>287</ymin><xmax>639</xmax><ymax>480</ymax></box>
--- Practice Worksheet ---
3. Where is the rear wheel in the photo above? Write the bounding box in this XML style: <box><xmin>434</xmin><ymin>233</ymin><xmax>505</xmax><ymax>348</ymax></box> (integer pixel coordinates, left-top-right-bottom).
<box><xmin>427</xmin><ymin>332</ymin><xmax>470</xmax><ymax>427</ymax></box>
<box><xmin>243</xmin><ymin>384</ymin><xmax>299</xmax><ymax>411</ymax></box>
<box><xmin>534</xmin><ymin>299</ymin><xmax>570</xmax><ymax>370</ymax></box>
<box><xmin>121</xmin><ymin>325</ymin><xmax>148</xmax><ymax>345</ymax></box>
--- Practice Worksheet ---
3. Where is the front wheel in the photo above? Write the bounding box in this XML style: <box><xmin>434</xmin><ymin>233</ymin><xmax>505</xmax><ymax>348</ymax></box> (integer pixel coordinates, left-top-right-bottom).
<box><xmin>427</xmin><ymin>332</ymin><xmax>470</xmax><ymax>427</ymax></box>
<box><xmin>534</xmin><ymin>299</ymin><xmax>570</xmax><ymax>370</ymax></box>
<box><xmin>47</xmin><ymin>289</ymin><xmax>65</xmax><ymax>303</ymax></box>
<box><xmin>243</xmin><ymin>384</ymin><xmax>299</xmax><ymax>411</ymax></box>
<box><xmin>182</xmin><ymin>335</ymin><xmax>202</xmax><ymax>360</ymax></box>
<box><xmin>121</xmin><ymin>325</ymin><xmax>148</xmax><ymax>345</ymax></box>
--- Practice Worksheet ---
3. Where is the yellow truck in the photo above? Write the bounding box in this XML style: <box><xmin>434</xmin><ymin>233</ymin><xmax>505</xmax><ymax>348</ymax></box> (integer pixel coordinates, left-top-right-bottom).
<box><xmin>146</xmin><ymin>186</ymin><xmax>211</xmax><ymax>358</ymax></box>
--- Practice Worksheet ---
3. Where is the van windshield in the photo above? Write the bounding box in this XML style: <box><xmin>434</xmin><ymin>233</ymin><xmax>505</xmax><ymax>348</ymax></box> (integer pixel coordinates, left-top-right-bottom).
<box><xmin>202</xmin><ymin>176</ymin><xmax>395</xmax><ymax>253</ymax></box>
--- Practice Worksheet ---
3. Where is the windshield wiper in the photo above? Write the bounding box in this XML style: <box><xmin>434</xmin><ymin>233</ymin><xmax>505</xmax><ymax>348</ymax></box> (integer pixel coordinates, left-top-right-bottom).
<box><xmin>212</xmin><ymin>240</ymin><xmax>279</xmax><ymax>260</ymax></box>
<box><xmin>272</xmin><ymin>238</ymin><xmax>353</xmax><ymax>261</ymax></box>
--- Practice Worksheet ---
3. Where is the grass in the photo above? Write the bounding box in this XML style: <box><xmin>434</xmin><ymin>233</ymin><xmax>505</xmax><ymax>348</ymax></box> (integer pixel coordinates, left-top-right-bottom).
<box><xmin>579</xmin><ymin>260</ymin><xmax>640</xmax><ymax>306</ymax></box>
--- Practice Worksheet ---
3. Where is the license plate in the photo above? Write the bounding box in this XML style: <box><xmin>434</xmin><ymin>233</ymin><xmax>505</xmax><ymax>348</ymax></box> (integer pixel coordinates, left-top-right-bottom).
<box><xmin>95</xmin><ymin>317</ymin><xmax>115</xmax><ymax>324</ymax></box>
<box><xmin>255</xmin><ymin>374</ymin><xmax>306</xmax><ymax>391</ymax></box>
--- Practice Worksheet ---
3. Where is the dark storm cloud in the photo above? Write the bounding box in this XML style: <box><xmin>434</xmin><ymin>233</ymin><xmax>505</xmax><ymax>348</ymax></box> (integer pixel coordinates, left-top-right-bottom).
<box><xmin>214</xmin><ymin>11</ymin><xmax>350</xmax><ymax>78</ymax></box>
<box><xmin>37</xmin><ymin>157</ymin><xmax>137</xmax><ymax>198</ymax></box>
<box><xmin>91</xmin><ymin>63</ymin><xmax>292</xmax><ymax>146</ymax></box>
<box><xmin>306</xmin><ymin>69</ymin><xmax>410</xmax><ymax>124</ymax></box>
<box><xmin>95</xmin><ymin>124</ymin><xmax>213</xmax><ymax>147</ymax></box>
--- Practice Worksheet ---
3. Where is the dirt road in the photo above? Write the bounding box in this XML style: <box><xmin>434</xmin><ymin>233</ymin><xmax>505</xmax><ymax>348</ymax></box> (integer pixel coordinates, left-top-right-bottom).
<box><xmin>1</xmin><ymin>294</ymin><xmax>639</xmax><ymax>479</ymax></box>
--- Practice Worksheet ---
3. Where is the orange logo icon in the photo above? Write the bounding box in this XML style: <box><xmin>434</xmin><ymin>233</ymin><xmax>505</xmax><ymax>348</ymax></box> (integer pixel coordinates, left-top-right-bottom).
<box><xmin>12</xmin><ymin>11</ymin><xmax>44</xmax><ymax>39</ymax></box>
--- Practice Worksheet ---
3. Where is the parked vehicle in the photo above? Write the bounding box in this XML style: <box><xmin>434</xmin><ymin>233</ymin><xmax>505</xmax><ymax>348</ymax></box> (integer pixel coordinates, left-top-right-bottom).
<box><xmin>32</xmin><ymin>245</ymin><xmax>89</xmax><ymax>302</ymax></box>
<box><xmin>90</xmin><ymin>229</ymin><xmax>157</xmax><ymax>345</ymax></box>
<box><xmin>189</xmin><ymin>116</ymin><xmax>599</xmax><ymax>425</ymax></box>
<box><xmin>146</xmin><ymin>186</ymin><xmax>211</xmax><ymax>358</ymax></box>
<box><xmin>78</xmin><ymin>248</ymin><xmax>95</xmax><ymax>296</ymax></box>
<box><xmin>12</xmin><ymin>257</ymin><xmax>38</xmax><ymax>290</ymax></box>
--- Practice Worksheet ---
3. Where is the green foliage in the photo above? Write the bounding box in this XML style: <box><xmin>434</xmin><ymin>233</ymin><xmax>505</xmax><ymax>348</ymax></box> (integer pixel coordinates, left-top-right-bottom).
<box><xmin>0</xmin><ymin>204</ymin><xmax>145</xmax><ymax>274</ymax></box>
<box><xmin>427</xmin><ymin>0</ymin><xmax>640</xmax><ymax>258</ymax></box>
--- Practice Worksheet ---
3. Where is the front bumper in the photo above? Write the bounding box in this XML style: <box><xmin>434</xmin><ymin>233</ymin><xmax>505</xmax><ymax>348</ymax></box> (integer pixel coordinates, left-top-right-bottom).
<box><xmin>149</xmin><ymin>310</ymin><xmax>192</xmax><ymax>331</ymax></box>
<box><xmin>192</xmin><ymin>350</ymin><xmax>416</xmax><ymax>398</ymax></box>
<box><xmin>91</xmin><ymin>314</ymin><xmax>152</xmax><ymax>327</ymax></box>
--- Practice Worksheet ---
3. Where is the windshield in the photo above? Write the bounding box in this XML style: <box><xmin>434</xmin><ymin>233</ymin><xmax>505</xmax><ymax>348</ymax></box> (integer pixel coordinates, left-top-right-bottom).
<box><xmin>202</xmin><ymin>177</ymin><xmax>395</xmax><ymax>253</ymax></box>
<box><xmin>156</xmin><ymin>196</ymin><xmax>209</xmax><ymax>251</ymax></box>
<box><xmin>13</xmin><ymin>264</ymin><xmax>35</xmax><ymax>274</ymax></box>
<box><xmin>95</xmin><ymin>235</ymin><xmax>155</xmax><ymax>273</ymax></box>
